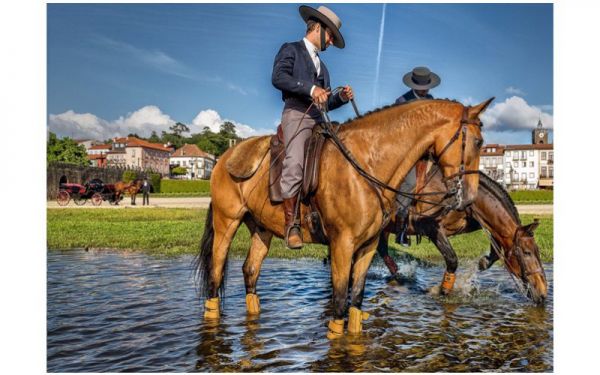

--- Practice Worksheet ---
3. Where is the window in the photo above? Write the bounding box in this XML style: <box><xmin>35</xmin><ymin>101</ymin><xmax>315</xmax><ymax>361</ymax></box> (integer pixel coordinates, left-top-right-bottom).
<box><xmin>522</xmin><ymin>161</ymin><xmax>527</xmax><ymax>167</ymax></box>
<box><xmin>506</xmin><ymin>151</ymin><xmax>511</xmax><ymax>157</ymax></box>
<box><xmin>521</xmin><ymin>173</ymin><xmax>527</xmax><ymax>180</ymax></box>
<box><xmin>529</xmin><ymin>150</ymin><xmax>534</xmax><ymax>156</ymax></box>
<box><xmin>521</xmin><ymin>151</ymin><xmax>527</xmax><ymax>159</ymax></box>
<box><xmin>549</xmin><ymin>152</ymin><xmax>553</xmax><ymax>161</ymax></box>
<box><xmin>529</xmin><ymin>161</ymin><xmax>534</xmax><ymax>167</ymax></box>
<box><xmin>506</xmin><ymin>163</ymin><xmax>511</xmax><ymax>168</ymax></box>
<box><xmin>498</xmin><ymin>157</ymin><xmax>503</xmax><ymax>164</ymax></box>
<box><xmin>549</xmin><ymin>167</ymin><xmax>554</xmax><ymax>178</ymax></box>
<box><xmin>541</xmin><ymin>167</ymin><xmax>547</xmax><ymax>177</ymax></box>
<box><xmin>529</xmin><ymin>173</ymin><xmax>534</xmax><ymax>178</ymax></box>
<box><xmin>541</xmin><ymin>152</ymin><xmax>547</xmax><ymax>160</ymax></box>
<box><xmin>513</xmin><ymin>172</ymin><xmax>519</xmax><ymax>181</ymax></box>
<box><xmin>513</xmin><ymin>162</ymin><xmax>518</xmax><ymax>168</ymax></box>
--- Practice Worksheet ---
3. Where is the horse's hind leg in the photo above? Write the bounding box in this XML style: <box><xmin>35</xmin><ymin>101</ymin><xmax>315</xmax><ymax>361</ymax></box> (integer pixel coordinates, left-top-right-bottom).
<box><xmin>429</xmin><ymin>230</ymin><xmax>458</xmax><ymax>295</ymax></box>
<box><xmin>348</xmin><ymin>242</ymin><xmax>377</xmax><ymax>335</ymax></box>
<box><xmin>202</xmin><ymin>206</ymin><xmax>244</xmax><ymax>320</ymax></box>
<box><xmin>242</xmin><ymin>220</ymin><xmax>273</xmax><ymax>315</ymax></box>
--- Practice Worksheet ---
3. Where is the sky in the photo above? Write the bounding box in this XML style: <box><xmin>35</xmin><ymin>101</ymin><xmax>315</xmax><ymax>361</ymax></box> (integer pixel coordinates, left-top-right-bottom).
<box><xmin>47</xmin><ymin>3</ymin><xmax>553</xmax><ymax>145</ymax></box>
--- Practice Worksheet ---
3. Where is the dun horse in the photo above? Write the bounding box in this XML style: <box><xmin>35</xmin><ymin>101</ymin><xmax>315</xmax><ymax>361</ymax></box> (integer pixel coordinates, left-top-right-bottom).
<box><xmin>196</xmin><ymin>99</ymin><xmax>493</xmax><ymax>339</ymax></box>
<box><xmin>381</xmin><ymin>170</ymin><xmax>547</xmax><ymax>304</ymax></box>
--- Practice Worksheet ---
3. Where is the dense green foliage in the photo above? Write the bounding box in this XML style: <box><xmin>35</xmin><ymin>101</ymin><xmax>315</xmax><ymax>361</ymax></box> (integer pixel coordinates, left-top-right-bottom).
<box><xmin>509</xmin><ymin>189</ymin><xmax>553</xmax><ymax>204</ymax></box>
<box><xmin>149</xmin><ymin>173</ymin><xmax>162</xmax><ymax>193</ymax></box>
<box><xmin>47</xmin><ymin>132</ymin><xmax>89</xmax><ymax>166</ymax></box>
<box><xmin>121</xmin><ymin>170</ymin><xmax>138</xmax><ymax>183</ymax></box>
<box><xmin>160</xmin><ymin>179</ymin><xmax>211</xmax><ymax>194</ymax></box>
<box><xmin>47</xmin><ymin>208</ymin><xmax>553</xmax><ymax>263</ymax></box>
<box><xmin>171</xmin><ymin>166</ymin><xmax>188</xmax><ymax>176</ymax></box>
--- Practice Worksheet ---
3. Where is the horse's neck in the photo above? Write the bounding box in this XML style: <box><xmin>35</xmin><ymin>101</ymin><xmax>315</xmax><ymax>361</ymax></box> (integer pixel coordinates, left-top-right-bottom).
<box><xmin>340</xmin><ymin>111</ymin><xmax>441</xmax><ymax>196</ymax></box>
<box><xmin>472</xmin><ymin>186</ymin><xmax>520</xmax><ymax>249</ymax></box>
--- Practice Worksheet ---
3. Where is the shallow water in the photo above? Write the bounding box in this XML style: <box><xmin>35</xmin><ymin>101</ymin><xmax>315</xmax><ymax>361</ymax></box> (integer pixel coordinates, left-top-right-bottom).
<box><xmin>47</xmin><ymin>250</ymin><xmax>553</xmax><ymax>372</ymax></box>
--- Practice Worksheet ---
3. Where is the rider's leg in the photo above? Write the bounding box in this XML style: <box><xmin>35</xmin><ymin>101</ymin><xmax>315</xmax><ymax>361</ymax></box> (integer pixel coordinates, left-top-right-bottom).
<box><xmin>395</xmin><ymin>166</ymin><xmax>417</xmax><ymax>247</ymax></box>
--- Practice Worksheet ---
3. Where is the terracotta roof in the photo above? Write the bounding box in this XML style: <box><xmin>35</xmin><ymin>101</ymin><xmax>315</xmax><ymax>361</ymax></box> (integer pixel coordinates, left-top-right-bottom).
<box><xmin>505</xmin><ymin>144</ymin><xmax>553</xmax><ymax>151</ymax></box>
<box><xmin>113</xmin><ymin>136</ymin><xmax>172</xmax><ymax>152</ymax></box>
<box><xmin>87</xmin><ymin>154</ymin><xmax>106</xmax><ymax>160</ymax></box>
<box><xmin>89</xmin><ymin>144</ymin><xmax>111</xmax><ymax>150</ymax></box>
<box><xmin>171</xmin><ymin>143</ymin><xmax>213</xmax><ymax>159</ymax></box>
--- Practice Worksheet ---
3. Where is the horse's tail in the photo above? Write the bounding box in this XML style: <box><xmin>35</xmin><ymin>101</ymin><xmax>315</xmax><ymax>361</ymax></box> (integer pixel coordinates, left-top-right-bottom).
<box><xmin>194</xmin><ymin>203</ymin><xmax>225</xmax><ymax>300</ymax></box>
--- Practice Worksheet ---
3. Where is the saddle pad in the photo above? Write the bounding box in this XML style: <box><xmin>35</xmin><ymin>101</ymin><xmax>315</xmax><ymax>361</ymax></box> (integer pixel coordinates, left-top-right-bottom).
<box><xmin>225</xmin><ymin>136</ymin><xmax>271</xmax><ymax>179</ymax></box>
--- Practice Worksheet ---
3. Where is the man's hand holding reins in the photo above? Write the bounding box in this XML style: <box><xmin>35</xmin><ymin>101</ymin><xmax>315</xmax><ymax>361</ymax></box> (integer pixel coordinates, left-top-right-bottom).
<box><xmin>340</xmin><ymin>85</ymin><xmax>354</xmax><ymax>101</ymax></box>
<box><xmin>312</xmin><ymin>86</ymin><xmax>331</xmax><ymax>105</ymax></box>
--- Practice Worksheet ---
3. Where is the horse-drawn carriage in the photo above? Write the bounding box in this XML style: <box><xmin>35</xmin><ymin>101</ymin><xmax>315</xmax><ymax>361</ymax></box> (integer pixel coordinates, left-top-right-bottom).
<box><xmin>56</xmin><ymin>178</ymin><xmax>123</xmax><ymax>206</ymax></box>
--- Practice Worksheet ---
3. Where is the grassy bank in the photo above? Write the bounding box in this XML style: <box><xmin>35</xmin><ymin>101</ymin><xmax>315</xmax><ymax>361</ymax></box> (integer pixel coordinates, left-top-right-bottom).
<box><xmin>47</xmin><ymin>208</ymin><xmax>553</xmax><ymax>263</ymax></box>
<box><xmin>509</xmin><ymin>189</ymin><xmax>553</xmax><ymax>204</ymax></box>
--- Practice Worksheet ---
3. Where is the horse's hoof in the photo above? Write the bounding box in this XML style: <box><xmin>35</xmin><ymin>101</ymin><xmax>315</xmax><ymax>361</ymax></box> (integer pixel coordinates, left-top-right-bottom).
<box><xmin>204</xmin><ymin>297</ymin><xmax>220</xmax><ymax>320</ymax></box>
<box><xmin>478</xmin><ymin>257</ymin><xmax>489</xmax><ymax>271</ymax></box>
<box><xmin>245</xmin><ymin>293</ymin><xmax>260</xmax><ymax>315</ymax></box>
<box><xmin>441</xmin><ymin>272</ymin><xmax>456</xmax><ymax>295</ymax></box>
<box><xmin>348</xmin><ymin>307</ymin><xmax>370</xmax><ymax>335</ymax></box>
<box><xmin>326</xmin><ymin>319</ymin><xmax>344</xmax><ymax>340</ymax></box>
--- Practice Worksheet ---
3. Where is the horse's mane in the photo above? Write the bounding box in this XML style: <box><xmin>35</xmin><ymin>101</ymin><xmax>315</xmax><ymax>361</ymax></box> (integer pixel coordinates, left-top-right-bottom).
<box><xmin>339</xmin><ymin>98</ymin><xmax>462</xmax><ymax>127</ymax></box>
<box><xmin>478</xmin><ymin>172</ymin><xmax>521</xmax><ymax>225</ymax></box>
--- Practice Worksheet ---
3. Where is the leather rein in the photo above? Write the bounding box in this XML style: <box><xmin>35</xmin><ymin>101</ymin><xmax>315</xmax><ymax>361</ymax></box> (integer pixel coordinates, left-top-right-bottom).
<box><xmin>317</xmin><ymin>103</ymin><xmax>482</xmax><ymax>225</ymax></box>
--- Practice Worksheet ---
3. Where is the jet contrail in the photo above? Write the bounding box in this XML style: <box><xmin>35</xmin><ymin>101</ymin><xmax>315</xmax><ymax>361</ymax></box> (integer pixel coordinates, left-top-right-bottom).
<box><xmin>373</xmin><ymin>3</ymin><xmax>387</xmax><ymax>107</ymax></box>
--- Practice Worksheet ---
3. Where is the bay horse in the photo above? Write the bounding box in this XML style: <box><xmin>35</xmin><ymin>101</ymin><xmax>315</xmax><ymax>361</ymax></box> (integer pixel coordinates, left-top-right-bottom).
<box><xmin>195</xmin><ymin>98</ymin><xmax>493</xmax><ymax>339</ymax></box>
<box><xmin>113</xmin><ymin>179</ymin><xmax>143</xmax><ymax>205</ymax></box>
<box><xmin>379</xmin><ymin>169</ymin><xmax>548</xmax><ymax>304</ymax></box>
<box><xmin>127</xmin><ymin>179</ymin><xmax>144</xmax><ymax>205</ymax></box>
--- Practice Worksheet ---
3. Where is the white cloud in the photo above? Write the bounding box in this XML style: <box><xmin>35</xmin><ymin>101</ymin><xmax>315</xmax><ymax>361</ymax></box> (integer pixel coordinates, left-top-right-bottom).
<box><xmin>480</xmin><ymin>96</ymin><xmax>553</xmax><ymax>132</ymax></box>
<box><xmin>191</xmin><ymin>109</ymin><xmax>273</xmax><ymax>138</ymax></box>
<box><xmin>49</xmin><ymin>106</ymin><xmax>176</xmax><ymax>140</ymax></box>
<box><xmin>505</xmin><ymin>86</ymin><xmax>526</xmax><ymax>96</ymax></box>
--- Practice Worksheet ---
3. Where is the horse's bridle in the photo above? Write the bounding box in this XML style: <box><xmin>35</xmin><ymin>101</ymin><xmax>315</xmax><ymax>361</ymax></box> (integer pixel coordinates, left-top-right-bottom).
<box><xmin>509</xmin><ymin>229</ymin><xmax>545</xmax><ymax>280</ymax></box>
<box><xmin>435</xmin><ymin>106</ymin><xmax>483</xmax><ymax>210</ymax></box>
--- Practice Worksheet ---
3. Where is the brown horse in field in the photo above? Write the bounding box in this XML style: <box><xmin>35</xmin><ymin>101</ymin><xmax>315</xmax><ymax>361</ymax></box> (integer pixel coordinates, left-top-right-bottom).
<box><xmin>195</xmin><ymin>98</ymin><xmax>493</xmax><ymax>339</ymax></box>
<box><xmin>379</xmin><ymin>170</ymin><xmax>548</xmax><ymax>304</ymax></box>
<box><xmin>113</xmin><ymin>179</ymin><xmax>143</xmax><ymax>205</ymax></box>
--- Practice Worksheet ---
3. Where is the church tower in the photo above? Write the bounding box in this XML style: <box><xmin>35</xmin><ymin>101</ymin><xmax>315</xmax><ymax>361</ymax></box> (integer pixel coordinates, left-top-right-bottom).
<box><xmin>532</xmin><ymin>118</ymin><xmax>549</xmax><ymax>144</ymax></box>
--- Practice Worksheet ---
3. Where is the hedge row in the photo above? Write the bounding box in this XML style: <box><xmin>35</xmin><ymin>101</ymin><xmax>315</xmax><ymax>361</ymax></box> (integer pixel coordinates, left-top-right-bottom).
<box><xmin>160</xmin><ymin>179</ymin><xmax>211</xmax><ymax>194</ymax></box>
<box><xmin>508</xmin><ymin>189</ymin><xmax>553</xmax><ymax>203</ymax></box>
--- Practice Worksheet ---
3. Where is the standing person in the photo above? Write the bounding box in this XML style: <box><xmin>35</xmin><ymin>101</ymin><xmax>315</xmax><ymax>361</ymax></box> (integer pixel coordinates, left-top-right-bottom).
<box><xmin>272</xmin><ymin>5</ymin><xmax>353</xmax><ymax>249</ymax></box>
<box><xmin>141</xmin><ymin>178</ymin><xmax>151</xmax><ymax>206</ymax></box>
<box><xmin>378</xmin><ymin>66</ymin><xmax>441</xmax><ymax>276</ymax></box>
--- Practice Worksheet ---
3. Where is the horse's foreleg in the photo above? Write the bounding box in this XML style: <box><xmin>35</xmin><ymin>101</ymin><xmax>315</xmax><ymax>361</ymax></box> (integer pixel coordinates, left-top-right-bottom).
<box><xmin>348</xmin><ymin>243</ymin><xmax>377</xmax><ymax>335</ymax></box>
<box><xmin>327</xmin><ymin>236</ymin><xmax>353</xmax><ymax>340</ymax></box>
<box><xmin>478</xmin><ymin>241</ymin><xmax>500</xmax><ymax>271</ymax></box>
<box><xmin>376</xmin><ymin>231</ymin><xmax>398</xmax><ymax>276</ymax></box>
<box><xmin>242</xmin><ymin>224</ymin><xmax>272</xmax><ymax>315</ymax></box>
<box><xmin>430</xmin><ymin>230</ymin><xmax>458</xmax><ymax>295</ymax></box>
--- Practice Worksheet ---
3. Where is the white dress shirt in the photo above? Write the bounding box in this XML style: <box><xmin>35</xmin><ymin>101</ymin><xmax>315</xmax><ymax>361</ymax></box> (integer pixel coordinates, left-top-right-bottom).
<box><xmin>303</xmin><ymin>37</ymin><xmax>320</xmax><ymax>96</ymax></box>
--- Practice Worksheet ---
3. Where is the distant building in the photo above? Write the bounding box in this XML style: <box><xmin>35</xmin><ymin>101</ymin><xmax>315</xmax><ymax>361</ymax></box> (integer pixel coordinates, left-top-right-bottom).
<box><xmin>86</xmin><ymin>144</ymin><xmax>111</xmax><ymax>167</ymax></box>
<box><xmin>170</xmin><ymin>144</ymin><xmax>215</xmax><ymax>179</ymax></box>
<box><xmin>479</xmin><ymin>119</ymin><xmax>553</xmax><ymax>190</ymax></box>
<box><xmin>105</xmin><ymin>137</ymin><xmax>172</xmax><ymax>176</ymax></box>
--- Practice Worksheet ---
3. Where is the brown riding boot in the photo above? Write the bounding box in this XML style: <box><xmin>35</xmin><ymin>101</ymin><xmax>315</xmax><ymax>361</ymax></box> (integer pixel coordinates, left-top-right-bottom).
<box><xmin>283</xmin><ymin>196</ymin><xmax>303</xmax><ymax>249</ymax></box>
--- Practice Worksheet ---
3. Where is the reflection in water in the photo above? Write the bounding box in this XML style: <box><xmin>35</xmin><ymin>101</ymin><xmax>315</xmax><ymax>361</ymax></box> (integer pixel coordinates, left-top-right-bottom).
<box><xmin>48</xmin><ymin>249</ymin><xmax>553</xmax><ymax>372</ymax></box>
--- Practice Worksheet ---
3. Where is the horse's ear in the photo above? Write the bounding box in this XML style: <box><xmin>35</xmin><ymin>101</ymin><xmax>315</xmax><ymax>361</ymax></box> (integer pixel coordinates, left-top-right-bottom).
<box><xmin>468</xmin><ymin>97</ymin><xmax>495</xmax><ymax>119</ymax></box>
<box><xmin>521</xmin><ymin>218</ymin><xmax>540</xmax><ymax>236</ymax></box>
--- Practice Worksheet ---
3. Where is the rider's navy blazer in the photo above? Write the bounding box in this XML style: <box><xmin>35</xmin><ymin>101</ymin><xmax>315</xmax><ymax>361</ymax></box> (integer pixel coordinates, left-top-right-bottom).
<box><xmin>271</xmin><ymin>40</ymin><xmax>345</xmax><ymax>111</ymax></box>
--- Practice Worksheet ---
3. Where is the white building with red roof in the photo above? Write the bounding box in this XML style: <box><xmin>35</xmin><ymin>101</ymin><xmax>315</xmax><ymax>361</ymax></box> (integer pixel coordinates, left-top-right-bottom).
<box><xmin>105</xmin><ymin>137</ymin><xmax>172</xmax><ymax>175</ymax></box>
<box><xmin>169</xmin><ymin>144</ymin><xmax>215</xmax><ymax>179</ymax></box>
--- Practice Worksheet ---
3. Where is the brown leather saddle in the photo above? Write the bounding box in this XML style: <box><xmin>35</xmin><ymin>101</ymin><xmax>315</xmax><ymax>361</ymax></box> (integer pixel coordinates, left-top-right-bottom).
<box><xmin>269</xmin><ymin>122</ymin><xmax>334</xmax><ymax>203</ymax></box>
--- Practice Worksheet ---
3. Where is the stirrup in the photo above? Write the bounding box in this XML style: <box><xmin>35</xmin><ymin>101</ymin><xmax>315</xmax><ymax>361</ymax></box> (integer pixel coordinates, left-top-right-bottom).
<box><xmin>285</xmin><ymin>224</ymin><xmax>303</xmax><ymax>249</ymax></box>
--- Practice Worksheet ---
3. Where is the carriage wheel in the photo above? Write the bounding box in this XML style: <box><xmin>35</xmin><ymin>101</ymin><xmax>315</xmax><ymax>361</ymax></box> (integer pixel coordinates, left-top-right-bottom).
<box><xmin>57</xmin><ymin>190</ymin><xmax>70</xmax><ymax>206</ymax></box>
<box><xmin>73</xmin><ymin>195</ymin><xmax>87</xmax><ymax>206</ymax></box>
<box><xmin>91</xmin><ymin>193</ymin><xmax>103</xmax><ymax>206</ymax></box>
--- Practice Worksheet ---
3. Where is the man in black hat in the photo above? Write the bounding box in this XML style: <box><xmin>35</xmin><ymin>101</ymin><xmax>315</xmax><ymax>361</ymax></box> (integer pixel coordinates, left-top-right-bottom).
<box><xmin>377</xmin><ymin>67</ymin><xmax>442</xmax><ymax>277</ymax></box>
<box><xmin>272</xmin><ymin>5</ymin><xmax>353</xmax><ymax>250</ymax></box>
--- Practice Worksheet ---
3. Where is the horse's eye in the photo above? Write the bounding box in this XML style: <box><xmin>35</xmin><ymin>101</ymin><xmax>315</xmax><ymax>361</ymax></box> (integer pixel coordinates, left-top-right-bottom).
<box><xmin>523</xmin><ymin>250</ymin><xmax>532</xmax><ymax>256</ymax></box>
<box><xmin>475</xmin><ymin>138</ymin><xmax>484</xmax><ymax>149</ymax></box>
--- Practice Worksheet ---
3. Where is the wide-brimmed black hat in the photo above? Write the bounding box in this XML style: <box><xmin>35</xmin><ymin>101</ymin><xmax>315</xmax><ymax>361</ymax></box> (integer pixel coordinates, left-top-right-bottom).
<box><xmin>299</xmin><ymin>5</ymin><xmax>345</xmax><ymax>49</ymax></box>
<box><xmin>403</xmin><ymin>66</ymin><xmax>441</xmax><ymax>90</ymax></box>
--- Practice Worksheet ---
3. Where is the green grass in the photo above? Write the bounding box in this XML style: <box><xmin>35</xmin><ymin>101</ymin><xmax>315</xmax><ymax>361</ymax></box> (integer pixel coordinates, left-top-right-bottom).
<box><xmin>509</xmin><ymin>189</ymin><xmax>553</xmax><ymax>204</ymax></box>
<box><xmin>47</xmin><ymin>208</ymin><xmax>553</xmax><ymax>263</ymax></box>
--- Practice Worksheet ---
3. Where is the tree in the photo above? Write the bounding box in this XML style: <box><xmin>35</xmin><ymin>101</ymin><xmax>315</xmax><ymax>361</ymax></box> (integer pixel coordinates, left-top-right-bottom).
<box><xmin>148</xmin><ymin>131</ymin><xmax>160</xmax><ymax>143</ymax></box>
<box><xmin>169</xmin><ymin>122</ymin><xmax>190</xmax><ymax>137</ymax></box>
<box><xmin>171</xmin><ymin>166</ymin><xmax>188</xmax><ymax>176</ymax></box>
<box><xmin>220</xmin><ymin>121</ymin><xmax>237</xmax><ymax>137</ymax></box>
<box><xmin>47</xmin><ymin>132</ymin><xmax>90</xmax><ymax>166</ymax></box>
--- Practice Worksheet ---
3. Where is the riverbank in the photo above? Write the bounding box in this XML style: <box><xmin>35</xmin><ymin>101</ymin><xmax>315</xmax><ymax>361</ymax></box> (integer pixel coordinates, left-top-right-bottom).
<box><xmin>47</xmin><ymin>208</ymin><xmax>553</xmax><ymax>263</ymax></box>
